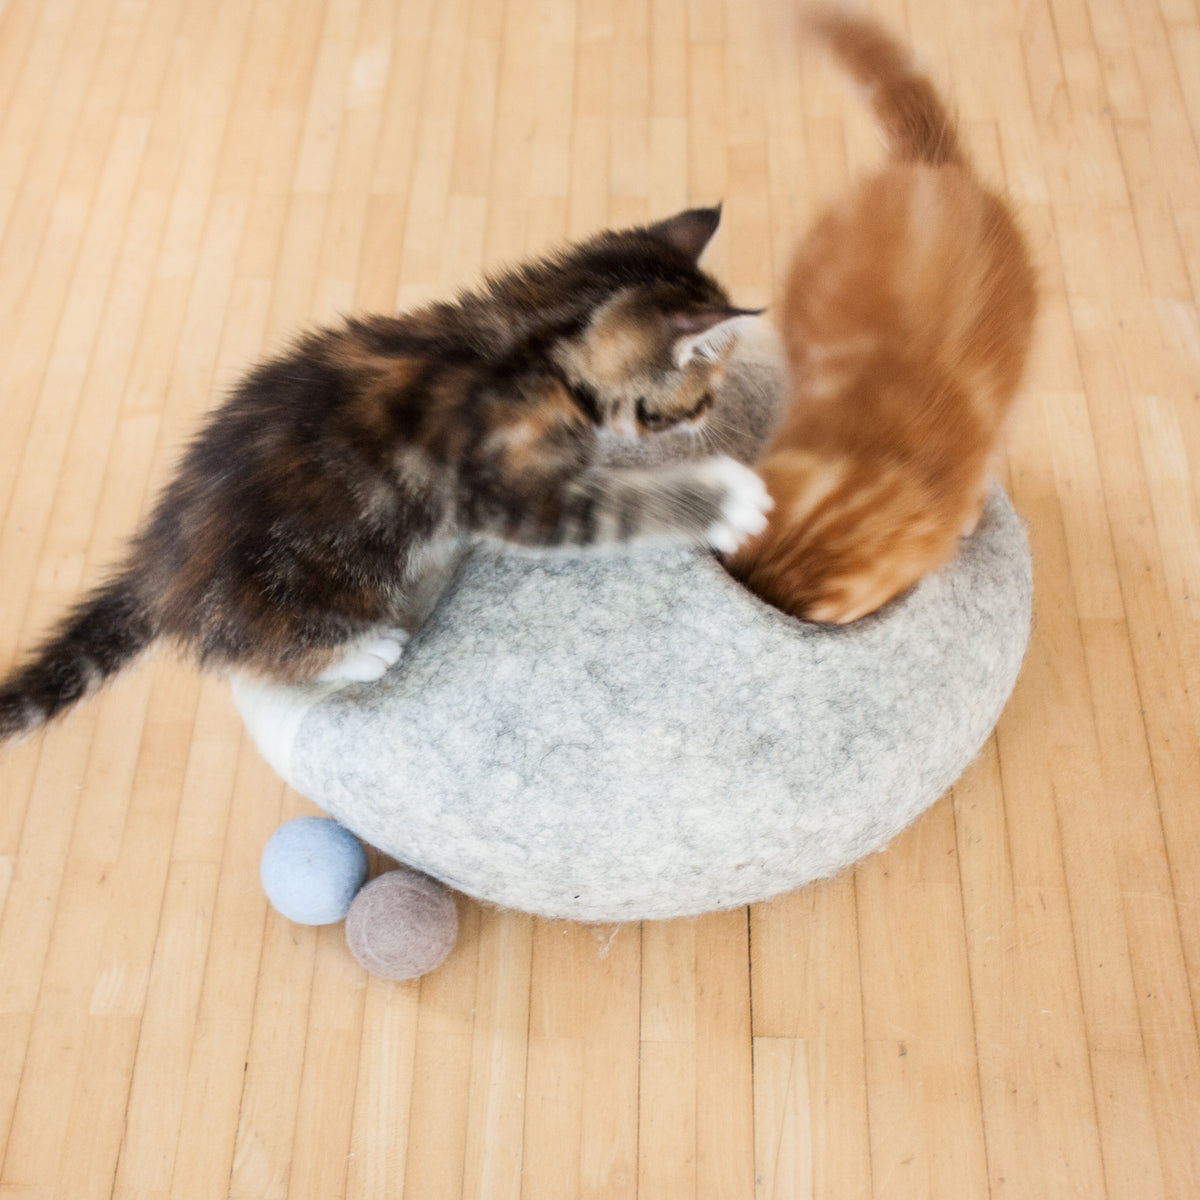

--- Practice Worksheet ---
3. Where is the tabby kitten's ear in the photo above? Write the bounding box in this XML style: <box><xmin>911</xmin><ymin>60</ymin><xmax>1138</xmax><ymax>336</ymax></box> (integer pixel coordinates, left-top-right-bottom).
<box><xmin>669</xmin><ymin>306</ymin><xmax>764</xmax><ymax>367</ymax></box>
<box><xmin>647</xmin><ymin>205</ymin><xmax>724</xmax><ymax>261</ymax></box>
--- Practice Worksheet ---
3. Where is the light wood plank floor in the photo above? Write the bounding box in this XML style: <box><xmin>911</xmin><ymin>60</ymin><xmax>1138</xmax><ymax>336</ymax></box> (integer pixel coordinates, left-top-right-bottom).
<box><xmin>2</xmin><ymin>0</ymin><xmax>1199</xmax><ymax>1196</ymax></box>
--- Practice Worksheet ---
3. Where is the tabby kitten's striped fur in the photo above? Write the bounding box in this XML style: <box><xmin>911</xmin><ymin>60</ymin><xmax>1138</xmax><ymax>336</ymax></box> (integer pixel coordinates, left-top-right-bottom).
<box><xmin>0</xmin><ymin>207</ymin><xmax>770</xmax><ymax>741</ymax></box>
<box><xmin>726</xmin><ymin>10</ymin><xmax>1036</xmax><ymax>623</ymax></box>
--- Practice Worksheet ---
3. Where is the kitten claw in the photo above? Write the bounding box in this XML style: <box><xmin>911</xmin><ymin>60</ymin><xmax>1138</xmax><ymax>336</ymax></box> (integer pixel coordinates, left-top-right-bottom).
<box><xmin>316</xmin><ymin>627</ymin><xmax>410</xmax><ymax>684</ymax></box>
<box><xmin>702</xmin><ymin>457</ymin><xmax>773</xmax><ymax>554</ymax></box>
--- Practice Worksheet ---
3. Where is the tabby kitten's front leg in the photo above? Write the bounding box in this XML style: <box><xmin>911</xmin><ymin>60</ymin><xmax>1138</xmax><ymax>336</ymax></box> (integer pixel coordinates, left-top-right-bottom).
<box><xmin>528</xmin><ymin>457</ymin><xmax>773</xmax><ymax>552</ymax></box>
<box><xmin>465</xmin><ymin>378</ymin><xmax>772</xmax><ymax>553</ymax></box>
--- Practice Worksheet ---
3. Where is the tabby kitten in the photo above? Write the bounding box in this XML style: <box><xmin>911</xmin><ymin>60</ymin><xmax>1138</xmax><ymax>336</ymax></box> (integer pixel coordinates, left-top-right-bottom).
<box><xmin>726</xmin><ymin>10</ymin><xmax>1036</xmax><ymax>623</ymax></box>
<box><xmin>0</xmin><ymin>207</ymin><xmax>771</xmax><ymax>742</ymax></box>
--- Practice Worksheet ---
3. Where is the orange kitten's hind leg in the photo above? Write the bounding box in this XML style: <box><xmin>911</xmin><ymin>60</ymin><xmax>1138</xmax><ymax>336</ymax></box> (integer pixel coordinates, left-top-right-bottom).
<box><xmin>961</xmin><ymin>449</ymin><xmax>1006</xmax><ymax>537</ymax></box>
<box><xmin>960</xmin><ymin>488</ymin><xmax>989</xmax><ymax>538</ymax></box>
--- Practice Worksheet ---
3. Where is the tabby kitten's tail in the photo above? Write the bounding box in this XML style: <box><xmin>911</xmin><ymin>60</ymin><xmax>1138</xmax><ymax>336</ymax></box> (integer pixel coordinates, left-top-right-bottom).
<box><xmin>0</xmin><ymin>573</ymin><xmax>156</xmax><ymax>741</ymax></box>
<box><xmin>806</xmin><ymin>5</ymin><xmax>962</xmax><ymax>167</ymax></box>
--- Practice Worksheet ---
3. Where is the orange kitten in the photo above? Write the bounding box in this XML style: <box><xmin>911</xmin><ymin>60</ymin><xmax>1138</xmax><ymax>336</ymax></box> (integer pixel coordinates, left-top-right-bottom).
<box><xmin>726</xmin><ymin>9</ymin><xmax>1036</xmax><ymax>624</ymax></box>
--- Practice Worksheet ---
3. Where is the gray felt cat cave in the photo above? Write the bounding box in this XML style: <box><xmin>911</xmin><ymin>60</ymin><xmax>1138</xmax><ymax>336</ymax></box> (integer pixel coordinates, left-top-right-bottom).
<box><xmin>235</xmin><ymin>345</ymin><xmax>1033</xmax><ymax>973</ymax></box>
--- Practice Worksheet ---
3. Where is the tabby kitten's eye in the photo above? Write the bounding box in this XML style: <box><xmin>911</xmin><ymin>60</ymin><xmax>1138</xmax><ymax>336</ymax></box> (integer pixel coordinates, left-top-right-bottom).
<box><xmin>635</xmin><ymin>397</ymin><xmax>676</xmax><ymax>432</ymax></box>
<box><xmin>635</xmin><ymin>388</ymin><xmax>715</xmax><ymax>433</ymax></box>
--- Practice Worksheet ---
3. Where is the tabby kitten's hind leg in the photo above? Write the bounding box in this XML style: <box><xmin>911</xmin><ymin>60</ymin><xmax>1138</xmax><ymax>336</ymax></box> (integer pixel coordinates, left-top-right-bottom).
<box><xmin>315</xmin><ymin>626</ymin><xmax>410</xmax><ymax>683</ymax></box>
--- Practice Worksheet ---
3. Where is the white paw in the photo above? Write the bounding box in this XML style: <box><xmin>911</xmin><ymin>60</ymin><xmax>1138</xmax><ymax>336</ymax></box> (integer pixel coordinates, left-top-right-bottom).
<box><xmin>701</xmin><ymin>457</ymin><xmax>773</xmax><ymax>553</ymax></box>
<box><xmin>317</xmin><ymin>627</ymin><xmax>410</xmax><ymax>684</ymax></box>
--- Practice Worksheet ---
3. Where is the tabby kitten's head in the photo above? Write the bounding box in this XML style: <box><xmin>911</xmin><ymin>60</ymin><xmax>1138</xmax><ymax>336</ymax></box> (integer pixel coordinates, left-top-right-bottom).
<box><xmin>545</xmin><ymin>207</ymin><xmax>761</xmax><ymax>437</ymax></box>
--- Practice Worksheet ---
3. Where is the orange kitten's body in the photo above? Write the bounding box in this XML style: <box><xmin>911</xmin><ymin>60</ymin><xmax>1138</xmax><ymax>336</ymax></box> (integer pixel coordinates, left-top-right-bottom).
<box><xmin>726</xmin><ymin>10</ymin><xmax>1036</xmax><ymax>624</ymax></box>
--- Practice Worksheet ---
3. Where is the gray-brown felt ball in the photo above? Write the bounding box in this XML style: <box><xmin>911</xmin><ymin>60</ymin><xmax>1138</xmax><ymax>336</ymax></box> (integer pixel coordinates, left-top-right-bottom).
<box><xmin>344</xmin><ymin>868</ymin><xmax>458</xmax><ymax>980</ymax></box>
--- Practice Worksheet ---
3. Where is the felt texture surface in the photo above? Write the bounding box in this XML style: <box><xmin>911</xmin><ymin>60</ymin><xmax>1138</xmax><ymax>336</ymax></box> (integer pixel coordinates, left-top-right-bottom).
<box><xmin>234</xmin><ymin>339</ymin><xmax>1033</xmax><ymax>921</ymax></box>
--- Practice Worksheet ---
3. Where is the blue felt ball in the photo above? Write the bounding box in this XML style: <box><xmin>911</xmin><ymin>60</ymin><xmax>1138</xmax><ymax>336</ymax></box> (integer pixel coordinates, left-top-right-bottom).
<box><xmin>260</xmin><ymin>816</ymin><xmax>369</xmax><ymax>925</ymax></box>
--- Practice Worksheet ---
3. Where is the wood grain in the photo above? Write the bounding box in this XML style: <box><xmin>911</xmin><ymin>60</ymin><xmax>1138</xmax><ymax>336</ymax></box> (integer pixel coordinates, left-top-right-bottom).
<box><xmin>2</xmin><ymin>1</ymin><xmax>1199</xmax><ymax>1197</ymax></box>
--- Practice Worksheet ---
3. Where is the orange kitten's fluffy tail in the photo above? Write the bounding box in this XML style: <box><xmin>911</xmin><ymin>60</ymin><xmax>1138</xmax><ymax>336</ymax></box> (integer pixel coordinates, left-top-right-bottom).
<box><xmin>805</xmin><ymin>6</ymin><xmax>962</xmax><ymax>167</ymax></box>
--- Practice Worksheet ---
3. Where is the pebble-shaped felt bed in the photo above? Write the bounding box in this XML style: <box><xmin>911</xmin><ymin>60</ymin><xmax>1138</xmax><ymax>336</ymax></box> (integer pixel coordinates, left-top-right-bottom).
<box><xmin>235</xmin><ymin>346</ymin><xmax>1032</xmax><ymax>922</ymax></box>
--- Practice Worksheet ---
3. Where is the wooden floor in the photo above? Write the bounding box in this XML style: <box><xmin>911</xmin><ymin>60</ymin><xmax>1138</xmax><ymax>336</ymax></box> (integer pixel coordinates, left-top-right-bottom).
<box><xmin>1</xmin><ymin>0</ymin><xmax>1199</xmax><ymax>1196</ymax></box>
